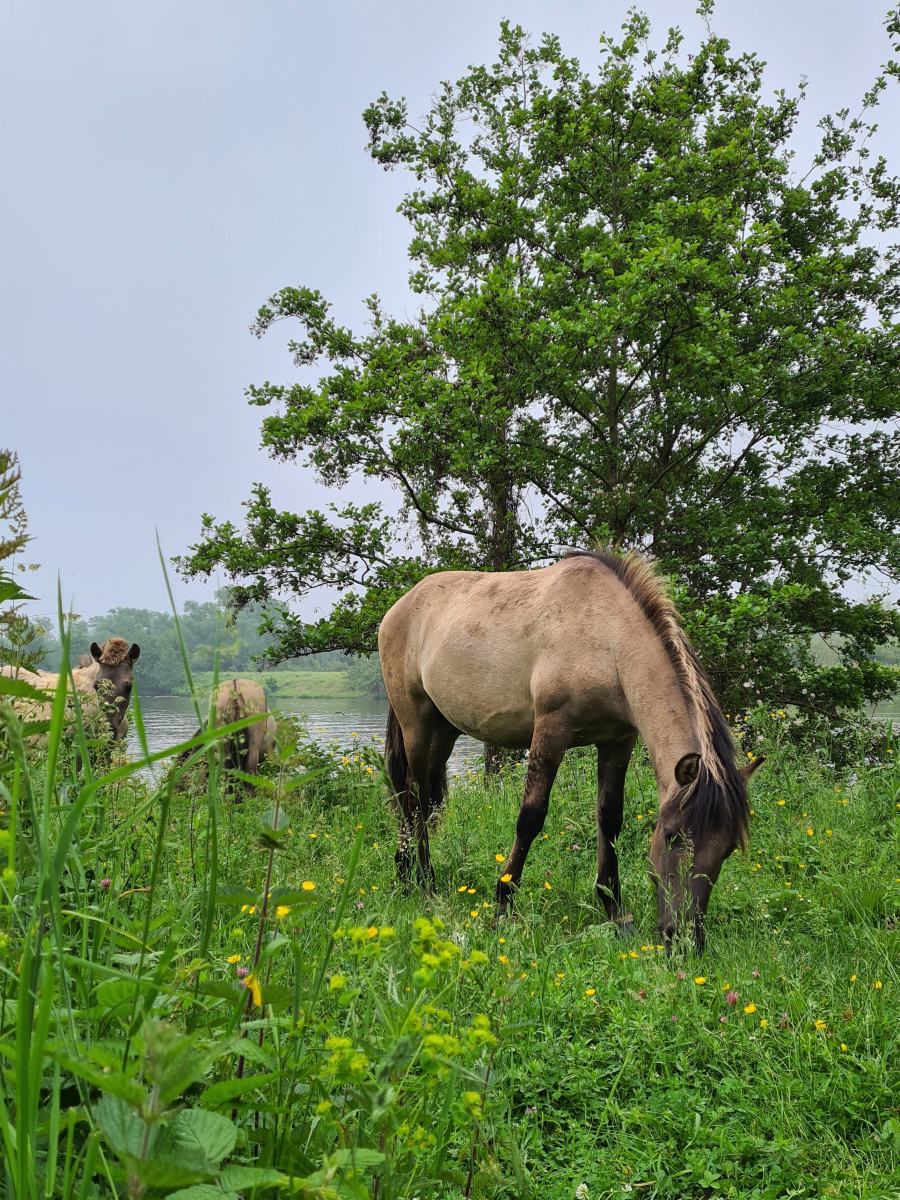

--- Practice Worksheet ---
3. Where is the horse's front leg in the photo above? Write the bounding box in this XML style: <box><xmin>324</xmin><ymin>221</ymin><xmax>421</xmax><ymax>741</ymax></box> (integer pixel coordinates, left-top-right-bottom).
<box><xmin>595</xmin><ymin>735</ymin><xmax>637</xmax><ymax>937</ymax></box>
<box><xmin>495</xmin><ymin>725</ymin><xmax>566</xmax><ymax>921</ymax></box>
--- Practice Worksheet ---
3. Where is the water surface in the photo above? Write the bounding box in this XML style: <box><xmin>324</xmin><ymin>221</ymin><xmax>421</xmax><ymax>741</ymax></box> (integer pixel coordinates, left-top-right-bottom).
<box><xmin>127</xmin><ymin>695</ymin><xmax>484</xmax><ymax>779</ymax></box>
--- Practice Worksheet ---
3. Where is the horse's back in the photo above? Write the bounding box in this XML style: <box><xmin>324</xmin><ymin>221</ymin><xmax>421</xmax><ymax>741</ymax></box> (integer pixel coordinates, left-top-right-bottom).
<box><xmin>379</xmin><ymin>559</ymin><xmax>637</xmax><ymax>747</ymax></box>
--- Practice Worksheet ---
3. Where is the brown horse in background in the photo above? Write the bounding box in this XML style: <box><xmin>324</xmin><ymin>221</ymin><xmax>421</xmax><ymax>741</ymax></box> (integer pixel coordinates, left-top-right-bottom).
<box><xmin>3</xmin><ymin>637</ymin><xmax>140</xmax><ymax>740</ymax></box>
<box><xmin>212</xmin><ymin>678</ymin><xmax>276</xmax><ymax>777</ymax></box>
<box><xmin>379</xmin><ymin>550</ymin><xmax>762</xmax><ymax>951</ymax></box>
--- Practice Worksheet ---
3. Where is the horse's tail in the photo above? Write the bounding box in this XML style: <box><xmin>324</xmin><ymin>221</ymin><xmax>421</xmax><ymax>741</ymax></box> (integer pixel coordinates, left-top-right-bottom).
<box><xmin>384</xmin><ymin>705</ymin><xmax>408</xmax><ymax>805</ymax></box>
<box><xmin>223</xmin><ymin>685</ymin><xmax>249</xmax><ymax>774</ymax></box>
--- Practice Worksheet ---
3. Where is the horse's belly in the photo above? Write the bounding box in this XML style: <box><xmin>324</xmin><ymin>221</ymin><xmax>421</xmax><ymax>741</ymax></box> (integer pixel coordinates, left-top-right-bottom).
<box><xmin>420</xmin><ymin>656</ymin><xmax>535</xmax><ymax>749</ymax></box>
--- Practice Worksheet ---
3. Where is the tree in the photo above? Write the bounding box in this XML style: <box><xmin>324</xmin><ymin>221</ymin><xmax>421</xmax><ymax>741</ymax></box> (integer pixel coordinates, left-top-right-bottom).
<box><xmin>0</xmin><ymin>450</ymin><xmax>45</xmax><ymax>673</ymax></box>
<box><xmin>178</xmin><ymin>6</ymin><xmax>900</xmax><ymax>740</ymax></box>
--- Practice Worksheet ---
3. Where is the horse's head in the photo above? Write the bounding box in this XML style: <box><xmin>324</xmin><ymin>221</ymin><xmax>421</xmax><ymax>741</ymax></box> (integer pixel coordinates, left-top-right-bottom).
<box><xmin>89</xmin><ymin>638</ymin><xmax>140</xmax><ymax>738</ymax></box>
<box><xmin>650</xmin><ymin>752</ymin><xmax>763</xmax><ymax>953</ymax></box>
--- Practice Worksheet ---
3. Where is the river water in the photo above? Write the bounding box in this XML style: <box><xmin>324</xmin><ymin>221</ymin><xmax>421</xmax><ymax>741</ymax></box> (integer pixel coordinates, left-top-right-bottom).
<box><xmin>127</xmin><ymin>695</ymin><xmax>900</xmax><ymax>782</ymax></box>
<box><xmin>126</xmin><ymin>695</ymin><xmax>484</xmax><ymax>779</ymax></box>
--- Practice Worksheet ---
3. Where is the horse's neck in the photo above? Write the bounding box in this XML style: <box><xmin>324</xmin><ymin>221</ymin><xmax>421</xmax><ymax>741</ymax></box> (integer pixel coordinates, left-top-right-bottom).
<box><xmin>617</xmin><ymin>638</ymin><xmax>701</xmax><ymax>795</ymax></box>
<box><xmin>71</xmin><ymin>662</ymin><xmax>99</xmax><ymax>691</ymax></box>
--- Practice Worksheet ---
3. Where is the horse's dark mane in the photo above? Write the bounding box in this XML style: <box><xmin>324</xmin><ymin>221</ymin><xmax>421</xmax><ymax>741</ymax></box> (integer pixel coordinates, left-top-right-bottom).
<box><xmin>565</xmin><ymin>548</ymin><xmax>749</xmax><ymax>848</ymax></box>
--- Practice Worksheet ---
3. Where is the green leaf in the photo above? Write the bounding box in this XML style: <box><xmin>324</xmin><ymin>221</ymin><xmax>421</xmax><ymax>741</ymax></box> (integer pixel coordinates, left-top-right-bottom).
<box><xmin>0</xmin><ymin>675</ymin><xmax>51</xmax><ymax>702</ymax></box>
<box><xmin>267</xmin><ymin>887</ymin><xmax>319</xmax><ymax>907</ymax></box>
<box><xmin>122</xmin><ymin>1155</ymin><xmax>214</xmax><ymax>1188</ymax></box>
<box><xmin>258</xmin><ymin>983</ymin><xmax>294</xmax><ymax>1009</ymax></box>
<box><xmin>95</xmin><ymin>1094</ymin><xmax>147</xmax><ymax>1159</ymax></box>
<box><xmin>170</xmin><ymin>1108</ymin><xmax>236</xmax><ymax>1165</ymax></box>
<box><xmin>47</xmin><ymin>1048</ymin><xmax>146</xmax><ymax>1106</ymax></box>
<box><xmin>218</xmin><ymin>1165</ymin><xmax>287</xmax><ymax>1188</ymax></box>
<box><xmin>260</xmin><ymin>809</ymin><xmax>291</xmax><ymax>837</ymax></box>
<box><xmin>166</xmin><ymin>1189</ymin><xmax>239</xmax><ymax>1200</ymax></box>
<box><xmin>215</xmin><ymin>884</ymin><xmax>259</xmax><ymax>906</ymax></box>
<box><xmin>198</xmin><ymin>1073</ymin><xmax>281</xmax><ymax>1109</ymax></box>
<box><xmin>196</xmin><ymin>981</ymin><xmax>246</xmax><ymax>1003</ymax></box>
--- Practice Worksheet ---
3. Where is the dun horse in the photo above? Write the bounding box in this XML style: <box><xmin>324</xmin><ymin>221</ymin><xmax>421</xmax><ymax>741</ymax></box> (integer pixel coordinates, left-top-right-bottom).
<box><xmin>379</xmin><ymin>551</ymin><xmax>762</xmax><ymax>951</ymax></box>
<box><xmin>3</xmin><ymin>637</ymin><xmax>140</xmax><ymax>740</ymax></box>
<box><xmin>179</xmin><ymin>679</ymin><xmax>276</xmax><ymax>785</ymax></box>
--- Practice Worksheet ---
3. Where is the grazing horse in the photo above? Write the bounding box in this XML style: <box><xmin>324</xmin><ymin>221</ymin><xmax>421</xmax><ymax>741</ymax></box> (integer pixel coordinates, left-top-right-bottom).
<box><xmin>379</xmin><ymin>550</ymin><xmax>762</xmax><ymax>951</ymax></box>
<box><xmin>177</xmin><ymin>679</ymin><xmax>276</xmax><ymax>786</ymax></box>
<box><xmin>2</xmin><ymin>637</ymin><xmax>140</xmax><ymax>740</ymax></box>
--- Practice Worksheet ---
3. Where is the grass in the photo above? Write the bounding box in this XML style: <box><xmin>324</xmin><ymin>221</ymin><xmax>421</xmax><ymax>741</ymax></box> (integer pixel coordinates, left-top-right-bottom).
<box><xmin>174</xmin><ymin>670</ymin><xmax>369</xmax><ymax>700</ymax></box>
<box><xmin>1</xmin><ymin>676</ymin><xmax>899</xmax><ymax>1198</ymax></box>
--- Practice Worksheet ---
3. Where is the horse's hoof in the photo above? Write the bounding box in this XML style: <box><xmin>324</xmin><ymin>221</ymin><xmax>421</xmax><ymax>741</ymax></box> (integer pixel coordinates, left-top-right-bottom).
<box><xmin>614</xmin><ymin>915</ymin><xmax>634</xmax><ymax>939</ymax></box>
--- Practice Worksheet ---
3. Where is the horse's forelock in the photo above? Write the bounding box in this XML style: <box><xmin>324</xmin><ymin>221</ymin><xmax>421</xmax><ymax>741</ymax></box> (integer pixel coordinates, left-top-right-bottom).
<box><xmin>98</xmin><ymin>637</ymin><xmax>130</xmax><ymax>666</ymax></box>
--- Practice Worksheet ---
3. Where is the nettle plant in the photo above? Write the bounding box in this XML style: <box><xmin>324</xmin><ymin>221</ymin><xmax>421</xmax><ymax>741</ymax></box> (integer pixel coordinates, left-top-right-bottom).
<box><xmin>0</xmin><ymin>639</ymin><xmax>509</xmax><ymax>1199</ymax></box>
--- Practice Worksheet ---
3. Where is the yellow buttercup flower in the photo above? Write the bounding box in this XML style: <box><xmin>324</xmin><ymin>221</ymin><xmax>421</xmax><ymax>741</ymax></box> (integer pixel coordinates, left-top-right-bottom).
<box><xmin>759</xmin><ymin>1019</ymin><xmax>768</xmax><ymax>1028</ymax></box>
<box><xmin>544</xmin><ymin>881</ymin><xmax>552</xmax><ymax>890</ymax></box>
<box><xmin>874</xmin><ymin>981</ymin><xmax>883</xmax><ymax>989</ymax></box>
<box><xmin>226</xmin><ymin>954</ymin><xmax>241</xmax><ymax>964</ymax></box>
<box><xmin>495</xmin><ymin>853</ymin><xmax>505</xmax><ymax>862</ymax></box>
<box><xmin>694</xmin><ymin>977</ymin><xmax>707</xmax><ymax>985</ymax></box>
<box><xmin>744</xmin><ymin>1003</ymin><xmax>756</xmax><ymax>1014</ymax></box>
<box><xmin>815</xmin><ymin>1019</ymin><xmax>827</xmax><ymax>1031</ymax></box>
<box><xmin>500</xmin><ymin>873</ymin><xmax>512</xmax><ymax>883</ymax></box>
<box><xmin>585</xmin><ymin>988</ymin><xmax>596</xmax><ymax>997</ymax></box>
<box><xmin>275</xmin><ymin>905</ymin><xmax>291</xmax><ymax>918</ymax></box>
<box><xmin>301</xmin><ymin>881</ymin><xmax>315</xmax><ymax>891</ymax></box>
<box><xmin>458</xmin><ymin>885</ymin><xmax>468</xmax><ymax>893</ymax></box>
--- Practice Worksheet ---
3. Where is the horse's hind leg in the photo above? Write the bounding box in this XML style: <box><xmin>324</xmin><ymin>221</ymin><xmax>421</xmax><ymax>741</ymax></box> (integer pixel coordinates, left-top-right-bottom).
<box><xmin>595</xmin><ymin>735</ymin><xmax>637</xmax><ymax>937</ymax></box>
<box><xmin>427</xmin><ymin>715</ymin><xmax>459</xmax><ymax>821</ymax></box>
<box><xmin>495</xmin><ymin>721</ymin><xmax>566</xmax><ymax>920</ymax></box>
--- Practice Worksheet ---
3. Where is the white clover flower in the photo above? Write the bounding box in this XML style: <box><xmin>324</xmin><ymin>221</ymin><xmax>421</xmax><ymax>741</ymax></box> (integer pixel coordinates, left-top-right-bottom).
<box><xmin>575</xmin><ymin>1185</ymin><xmax>590</xmax><ymax>1200</ymax></box>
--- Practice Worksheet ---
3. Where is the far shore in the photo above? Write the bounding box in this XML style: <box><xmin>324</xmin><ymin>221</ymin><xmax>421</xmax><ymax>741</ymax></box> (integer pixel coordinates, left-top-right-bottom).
<box><xmin>151</xmin><ymin>669</ymin><xmax>383</xmax><ymax>703</ymax></box>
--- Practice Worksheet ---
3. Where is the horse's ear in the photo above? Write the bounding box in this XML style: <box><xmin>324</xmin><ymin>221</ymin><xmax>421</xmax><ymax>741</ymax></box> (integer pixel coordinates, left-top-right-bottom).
<box><xmin>674</xmin><ymin>753</ymin><xmax>701</xmax><ymax>786</ymax></box>
<box><xmin>739</xmin><ymin>754</ymin><xmax>765</xmax><ymax>781</ymax></box>
<box><xmin>90</xmin><ymin>642</ymin><xmax>102</xmax><ymax>662</ymax></box>
<box><xmin>127</xmin><ymin>644</ymin><xmax>140</xmax><ymax>664</ymax></box>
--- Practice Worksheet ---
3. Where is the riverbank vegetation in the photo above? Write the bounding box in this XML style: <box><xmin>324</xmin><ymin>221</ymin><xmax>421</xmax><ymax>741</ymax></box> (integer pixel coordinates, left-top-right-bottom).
<box><xmin>1</xmin><ymin>683</ymin><xmax>898</xmax><ymax>1198</ymax></box>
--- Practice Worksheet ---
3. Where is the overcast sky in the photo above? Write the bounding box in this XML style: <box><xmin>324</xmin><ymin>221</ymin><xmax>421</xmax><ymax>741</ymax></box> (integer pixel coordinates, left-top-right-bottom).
<box><xmin>2</xmin><ymin>0</ymin><xmax>898</xmax><ymax>620</ymax></box>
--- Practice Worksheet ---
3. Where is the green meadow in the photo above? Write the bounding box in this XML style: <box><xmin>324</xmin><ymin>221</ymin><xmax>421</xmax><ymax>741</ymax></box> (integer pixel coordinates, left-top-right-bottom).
<box><xmin>1</xmin><ymin>693</ymin><xmax>898</xmax><ymax>1200</ymax></box>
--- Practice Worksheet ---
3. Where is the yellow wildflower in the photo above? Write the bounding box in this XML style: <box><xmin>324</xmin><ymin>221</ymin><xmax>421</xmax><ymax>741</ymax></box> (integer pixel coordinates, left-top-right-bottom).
<box><xmin>744</xmin><ymin>1003</ymin><xmax>756</xmax><ymax>1014</ymax></box>
<box><xmin>874</xmin><ymin>981</ymin><xmax>883</xmax><ymax>989</ymax></box>
<box><xmin>815</xmin><ymin>1019</ymin><xmax>827</xmax><ymax>1031</ymax></box>
<box><xmin>500</xmin><ymin>873</ymin><xmax>512</xmax><ymax>883</ymax></box>
<box><xmin>458</xmin><ymin>885</ymin><xmax>468</xmax><ymax>892</ymax></box>
<box><xmin>226</xmin><ymin>954</ymin><xmax>242</xmax><ymax>964</ymax></box>
<box><xmin>544</xmin><ymin>881</ymin><xmax>552</xmax><ymax>890</ymax></box>
<box><xmin>495</xmin><ymin>853</ymin><xmax>505</xmax><ymax>862</ymax></box>
<box><xmin>585</xmin><ymin>988</ymin><xmax>596</xmax><ymax>997</ymax></box>
<box><xmin>243</xmin><ymin>973</ymin><xmax>262</xmax><ymax>1007</ymax></box>
<box><xmin>759</xmin><ymin>1019</ymin><xmax>768</xmax><ymax>1028</ymax></box>
<box><xmin>694</xmin><ymin>977</ymin><xmax>707</xmax><ymax>985</ymax></box>
<box><xmin>301</xmin><ymin>881</ymin><xmax>315</xmax><ymax>891</ymax></box>
<box><xmin>275</xmin><ymin>905</ymin><xmax>291</xmax><ymax>919</ymax></box>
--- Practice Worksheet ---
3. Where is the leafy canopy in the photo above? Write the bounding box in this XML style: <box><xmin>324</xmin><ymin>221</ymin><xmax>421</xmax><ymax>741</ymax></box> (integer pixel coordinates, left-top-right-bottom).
<box><xmin>179</xmin><ymin>6</ymin><xmax>900</xmax><ymax>727</ymax></box>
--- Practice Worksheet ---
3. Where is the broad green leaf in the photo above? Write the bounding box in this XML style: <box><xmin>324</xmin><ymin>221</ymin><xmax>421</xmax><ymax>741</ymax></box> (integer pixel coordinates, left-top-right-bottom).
<box><xmin>95</xmin><ymin>1095</ymin><xmax>147</xmax><ymax>1159</ymax></box>
<box><xmin>170</xmin><ymin>1107</ymin><xmax>236</xmax><ymax>1165</ymax></box>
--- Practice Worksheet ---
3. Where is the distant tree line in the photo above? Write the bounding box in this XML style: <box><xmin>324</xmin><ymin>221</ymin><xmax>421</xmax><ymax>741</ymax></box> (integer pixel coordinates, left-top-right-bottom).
<box><xmin>38</xmin><ymin>591</ymin><xmax>350</xmax><ymax>695</ymax></box>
